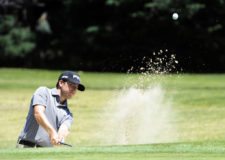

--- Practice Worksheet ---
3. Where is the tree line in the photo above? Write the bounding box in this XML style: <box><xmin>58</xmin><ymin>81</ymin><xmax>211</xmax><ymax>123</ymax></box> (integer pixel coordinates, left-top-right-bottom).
<box><xmin>0</xmin><ymin>0</ymin><xmax>225</xmax><ymax>72</ymax></box>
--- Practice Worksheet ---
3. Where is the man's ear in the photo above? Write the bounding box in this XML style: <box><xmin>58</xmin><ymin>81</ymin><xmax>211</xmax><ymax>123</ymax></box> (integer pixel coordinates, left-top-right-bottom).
<box><xmin>58</xmin><ymin>80</ymin><xmax>65</xmax><ymax>88</ymax></box>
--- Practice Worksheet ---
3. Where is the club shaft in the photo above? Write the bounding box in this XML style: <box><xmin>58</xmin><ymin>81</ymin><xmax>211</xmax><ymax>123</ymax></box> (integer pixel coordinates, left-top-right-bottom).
<box><xmin>59</xmin><ymin>142</ymin><xmax>72</xmax><ymax>147</ymax></box>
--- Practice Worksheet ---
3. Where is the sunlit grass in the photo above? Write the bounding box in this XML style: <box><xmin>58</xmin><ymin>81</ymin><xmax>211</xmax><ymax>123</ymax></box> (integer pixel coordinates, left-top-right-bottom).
<box><xmin>0</xmin><ymin>68</ymin><xmax>225</xmax><ymax>159</ymax></box>
<box><xmin>1</xmin><ymin>141</ymin><xmax>225</xmax><ymax>160</ymax></box>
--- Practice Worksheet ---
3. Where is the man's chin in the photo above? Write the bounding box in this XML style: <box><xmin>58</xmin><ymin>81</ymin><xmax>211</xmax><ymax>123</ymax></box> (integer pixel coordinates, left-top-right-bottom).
<box><xmin>67</xmin><ymin>94</ymin><xmax>75</xmax><ymax>99</ymax></box>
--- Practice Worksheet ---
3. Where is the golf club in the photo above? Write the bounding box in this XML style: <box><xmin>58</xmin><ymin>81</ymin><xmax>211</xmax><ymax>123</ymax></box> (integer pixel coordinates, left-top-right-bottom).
<box><xmin>59</xmin><ymin>142</ymin><xmax>72</xmax><ymax>147</ymax></box>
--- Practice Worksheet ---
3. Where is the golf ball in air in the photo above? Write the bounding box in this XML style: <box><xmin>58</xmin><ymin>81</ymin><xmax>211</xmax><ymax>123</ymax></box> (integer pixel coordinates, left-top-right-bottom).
<box><xmin>172</xmin><ymin>13</ymin><xmax>179</xmax><ymax>20</ymax></box>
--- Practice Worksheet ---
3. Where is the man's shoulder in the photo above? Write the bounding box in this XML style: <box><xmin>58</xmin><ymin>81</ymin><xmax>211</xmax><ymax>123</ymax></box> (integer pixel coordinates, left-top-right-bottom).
<box><xmin>34</xmin><ymin>86</ymin><xmax>50</xmax><ymax>94</ymax></box>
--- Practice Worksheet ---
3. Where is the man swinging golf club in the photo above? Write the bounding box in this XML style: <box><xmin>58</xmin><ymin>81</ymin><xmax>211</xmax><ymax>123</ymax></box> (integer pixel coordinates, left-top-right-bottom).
<box><xmin>17</xmin><ymin>71</ymin><xmax>85</xmax><ymax>147</ymax></box>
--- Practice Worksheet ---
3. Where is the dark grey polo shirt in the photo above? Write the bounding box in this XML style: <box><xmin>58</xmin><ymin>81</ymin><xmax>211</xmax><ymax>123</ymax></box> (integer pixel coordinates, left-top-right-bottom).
<box><xmin>18</xmin><ymin>87</ymin><xmax>73</xmax><ymax>147</ymax></box>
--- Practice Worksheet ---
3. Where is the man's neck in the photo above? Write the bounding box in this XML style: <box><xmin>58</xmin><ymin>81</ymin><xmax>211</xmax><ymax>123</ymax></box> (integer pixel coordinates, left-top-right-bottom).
<box><xmin>57</xmin><ymin>88</ymin><xmax>66</xmax><ymax>103</ymax></box>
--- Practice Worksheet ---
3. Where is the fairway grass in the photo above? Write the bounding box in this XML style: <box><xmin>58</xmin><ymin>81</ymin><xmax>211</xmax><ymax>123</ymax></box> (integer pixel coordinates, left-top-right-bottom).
<box><xmin>1</xmin><ymin>141</ymin><xmax>225</xmax><ymax>160</ymax></box>
<box><xmin>0</xmin><ymin>68</ymin><xmax>225</xmax><ymax>159</ymax></box>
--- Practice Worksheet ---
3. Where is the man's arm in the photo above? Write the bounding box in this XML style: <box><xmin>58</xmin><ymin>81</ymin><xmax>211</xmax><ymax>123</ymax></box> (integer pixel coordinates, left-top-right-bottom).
<box><xmin>33</xmin><ymin>105</ymin><xmax>59</xmax><ymax>145</ymax></box>
<box><xmin>58</xmin><ymin>124</ymin><xmax>70</xmax><ymax>142</ymax></box>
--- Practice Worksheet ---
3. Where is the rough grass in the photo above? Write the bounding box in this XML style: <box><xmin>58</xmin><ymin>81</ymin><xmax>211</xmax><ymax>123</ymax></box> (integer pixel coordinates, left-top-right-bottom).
<box><xmin>0</xmin><ymin>68</ymin><xmax>225</xmax><ymax>159</ymax></box>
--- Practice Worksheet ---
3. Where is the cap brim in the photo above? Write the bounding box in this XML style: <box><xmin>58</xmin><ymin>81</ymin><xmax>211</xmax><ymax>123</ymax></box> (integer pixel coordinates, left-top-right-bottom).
<box><xmin>66</xmin><ymin>79</ymin><xmax>85</xmax><ymax>91</ymax></box>
<box><xmin>78</xmin><ymin>84</ymin><xmax>85</xmax><ymax>91</ymax></box>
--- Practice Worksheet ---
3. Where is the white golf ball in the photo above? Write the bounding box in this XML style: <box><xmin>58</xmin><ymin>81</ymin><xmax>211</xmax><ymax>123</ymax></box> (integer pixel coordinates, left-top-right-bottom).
<box><xmin>172</xmin><ymin>13</ymin><xmax>179</xmax><ymax>20</ymax></box>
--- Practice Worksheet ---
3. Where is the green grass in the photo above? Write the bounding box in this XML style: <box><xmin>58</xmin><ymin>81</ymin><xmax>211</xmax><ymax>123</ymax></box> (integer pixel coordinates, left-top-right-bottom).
<box><xmin>0</xmin><ymin>68</ymin><xmax>225</xmax><ymax>159</ymax></box>
<box><xmin>1</xmin><ymin>142</ymin><xmax>225</xmax><ymax>159</ymax></box>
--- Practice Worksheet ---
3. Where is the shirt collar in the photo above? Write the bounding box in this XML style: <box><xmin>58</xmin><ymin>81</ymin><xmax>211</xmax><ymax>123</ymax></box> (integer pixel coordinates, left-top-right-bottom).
<box><xmin>51</xmin><ymin>88</ymin><xmax>59</xmax><ymax>96</ymax></box>
<box><xmin>51</xmin><ymin>88</ymin><xmax>68</xmax><ymax>107</ymax></box>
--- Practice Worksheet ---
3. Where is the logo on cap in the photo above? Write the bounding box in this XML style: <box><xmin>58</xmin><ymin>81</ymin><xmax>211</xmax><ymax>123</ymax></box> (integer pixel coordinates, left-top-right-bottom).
<box><xmin>62</xmin><ymin>76</ymin><xmax>68</xmax><ymax>79</ymax></box>
<box><xmin>73</xmin><ymin>75</ymin><xmax>80</xmax><ymax>81</ymax></box>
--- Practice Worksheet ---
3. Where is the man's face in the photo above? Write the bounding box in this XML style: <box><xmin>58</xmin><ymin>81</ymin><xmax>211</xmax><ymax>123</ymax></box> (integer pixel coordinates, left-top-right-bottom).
<box><xmin>59</xmin><ymin>80</ymin><xmax>78</xmax><ymax>99</ymax></box>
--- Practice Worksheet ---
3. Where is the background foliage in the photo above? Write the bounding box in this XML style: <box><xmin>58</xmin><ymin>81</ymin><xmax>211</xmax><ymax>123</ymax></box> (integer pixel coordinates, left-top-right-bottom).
<box><xmin>0</xmin><ymin>0</ymin><xmax>225</xmax><ymax>72</ymax></box>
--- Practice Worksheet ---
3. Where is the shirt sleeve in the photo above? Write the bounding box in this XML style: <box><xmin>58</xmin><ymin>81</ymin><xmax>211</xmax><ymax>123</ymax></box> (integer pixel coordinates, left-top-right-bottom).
<box><xmin>60</xmin><ymin>113</ymin><xmax>74</xmax><ymax>129</ymax></box>
<box><xmin>32</xmin><ymin>87</ymin><xmax>48</xmax><ymax>108</ymax></box>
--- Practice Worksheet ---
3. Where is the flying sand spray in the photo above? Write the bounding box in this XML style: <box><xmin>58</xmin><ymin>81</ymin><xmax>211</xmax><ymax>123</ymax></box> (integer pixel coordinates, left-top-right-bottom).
<box><xmin>98</xmin><ymin>50</ymin><xmax>180</xmax><ymax>145</ymax></box>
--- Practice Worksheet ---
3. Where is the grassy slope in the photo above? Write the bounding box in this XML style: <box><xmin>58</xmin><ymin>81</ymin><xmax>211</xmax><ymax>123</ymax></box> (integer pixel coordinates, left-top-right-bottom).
<box><xmin>0</xmin><ymin>68</ymin><xmax>225</xmax><ymax>159</ymax></box>
<box><xmin>1</xmin><ymin>142</ymin><xmax>225</xmax><ymax>160</ymax></box>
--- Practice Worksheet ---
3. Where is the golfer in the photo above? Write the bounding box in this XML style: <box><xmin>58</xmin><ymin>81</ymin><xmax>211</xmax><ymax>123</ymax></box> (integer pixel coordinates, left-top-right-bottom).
<box><xmin>17</xmin><ymin>71</ymin><xmax>85</xmax><ymax>147</ymax></box>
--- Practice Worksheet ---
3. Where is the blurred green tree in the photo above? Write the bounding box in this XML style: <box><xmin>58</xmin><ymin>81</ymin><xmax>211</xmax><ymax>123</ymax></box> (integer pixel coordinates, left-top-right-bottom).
<box><xmin>0</xmin><ymin>15</ymin><xmax>35</xmax><ymax>57</ymax></box>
